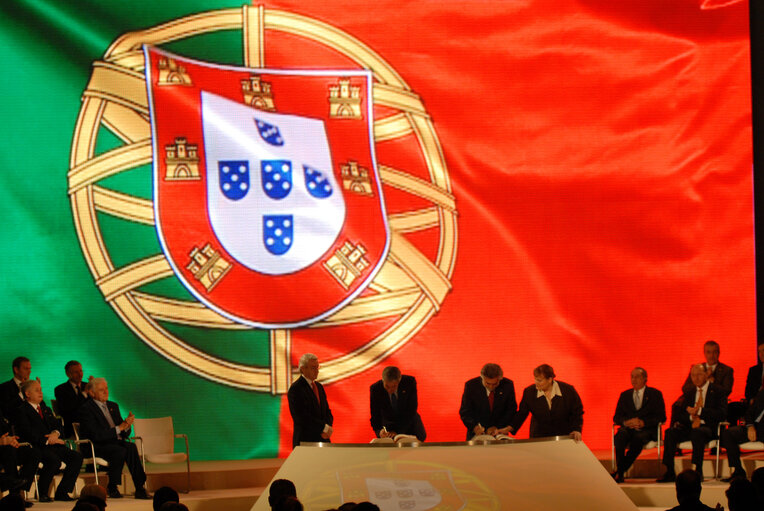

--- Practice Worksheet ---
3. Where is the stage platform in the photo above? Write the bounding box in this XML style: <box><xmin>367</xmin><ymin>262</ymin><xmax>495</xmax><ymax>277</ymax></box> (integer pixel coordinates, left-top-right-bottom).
<box><xmin>15</xmin><ymin>447</ymin><xmax>763</xmax><ymax>510</ymax></box>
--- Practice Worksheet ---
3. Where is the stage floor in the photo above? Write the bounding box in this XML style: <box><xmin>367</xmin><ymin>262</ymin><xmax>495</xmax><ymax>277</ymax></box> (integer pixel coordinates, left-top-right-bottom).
<box><xmin>16</xmin><ymin>447</ymin><xmax>763</xmax><ymax>511</ymax></box>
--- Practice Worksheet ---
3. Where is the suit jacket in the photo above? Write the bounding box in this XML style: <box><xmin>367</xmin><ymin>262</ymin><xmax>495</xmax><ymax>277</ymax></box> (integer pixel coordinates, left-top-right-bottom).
<box><xmin>78</xmin><ymin>399</ymin><xmax>131</xmax><ymax>444</ymax></box>
<box><xmin>0</xmin><ymin>379</ymin><xmax>23</xmax><ymax>419</ymax></box>
<box><xmin>369</xmin><ymin>375</ymin><xmax>424</xmax><ymax>437</ymax></box>
<box><xmin>54</xmin><ymin>380</ymin><xmax>88</xmax><ymax>437</ymax></box>
<box><xmin>13</xmin><ymin>401</ymin><xmax>61</xmax><ymax>449</ymax></box>
<box><xmin>744</xmin><ymin>388</ymin><xmax>764</xmax><ymax>433</ymax></box>
<box><xmin>613</xmin><ymin>386</ymin><xmax>666</xmax><ymax>439</ymax></box>
<box><xmin>511</xmin><ymin>380</ymin><xmax>583</xmax><ymax>438</ymax></box>
<box><xmin>744</xmin><ymin>363</ymin><xmax>763</xmax><ymax>401</ymax></box>
<box><xmin>287</xmin><ymin>376</ymin><xmax>333</xmax><ymax>448</ymax></box>
<box><xmin>670</xmin><ymin>382</ymin><xmax>727</xmax><ymax>433</ymax></box>
<box><xmin>459</xmin><ymin>377</ymin><xmax>517</xmax><ymax>440</ymax></box>
<box><xmin>681</xmin><ymin>362</ymin><xmax>734</xmax><ymax>396</ymax></box>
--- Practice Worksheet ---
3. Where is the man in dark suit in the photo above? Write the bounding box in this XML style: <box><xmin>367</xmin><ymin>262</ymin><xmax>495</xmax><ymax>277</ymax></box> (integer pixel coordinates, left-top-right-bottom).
<box><xmin>14</xmin><ymin>380</ymin><xmax>82</xmax><ymax>502</ymax></box>
<box><xmin>370</xmin><ymin>366</ymin><xmax>426</xmax><ymax>441</ymax></box>
<box><xmin>459</xmin><ymin>363</ymin><xmax>517</xmax><ymax>440</ymax></box>
<box><xmin>658</xmin><ymin>364</ymin><xmax>728</xmax><ymax>482</ymax></box>
<box><xmin>744</xmin><ymin>344</ymin><xmax>764</xmax><ymax>405</ymax></box>
<box><xmin>287</xmin><ymin>353</ymin><xmax>333</xmax><ymax>448</ymax></box>
<box><xmin>78</xmin><ymin>378</ymin><xmax>150</xmax><ymax>499</ymax></box>
<box><xmin>611</xmin><ymin>367</ymin><xmax>666</xmax><ymax>482</ymax></box>
<box><xmin>721</xmin><ymin>387</ymin><xmax>764</xmax><ymax>481</ymax></box>
<box><xmin>0</xmin><ymin>407</ymin><xmax>38</xmax><ymax>507</ymax></box>
<box><xmin>508</xmin><ymin>364</ymin><xmax>583</xmax><ymax>440</ymax></box>
<box><xmin>681</xmin><ymin>340</ymin><xmax>734</xmax><ymax>397</ymax></box>
<box><xmin>54</xmin><ymin>360</ymin><xmax>89</xmax><ymax>438</ymax></box>
<box><xmin>0</xmin><ymin>357</ymin><xmax>31</xmax><ymax>418</ymax></box>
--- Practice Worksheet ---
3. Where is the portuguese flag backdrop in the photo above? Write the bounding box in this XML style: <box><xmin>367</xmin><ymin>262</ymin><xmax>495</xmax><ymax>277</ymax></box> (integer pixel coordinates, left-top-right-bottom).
<box><xmin>0</xmin><ymin>0</ymin><xmax>756</xmax><ymax>459</ymax></box>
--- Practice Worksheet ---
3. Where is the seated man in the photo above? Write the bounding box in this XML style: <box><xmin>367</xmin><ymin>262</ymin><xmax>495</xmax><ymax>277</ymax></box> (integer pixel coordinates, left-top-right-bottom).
<box><xmin>54</xmin><ymin>360</ymin><xmax>89</xmax><ymax>438</ymax></box>
<box><xmin>658</xmin><ymin>364</ymin><xmax>727</xmax><ymax>482</ymax></box>
<box><xmin>0</xmin><ymin>407</ymin><xmax>38</xmax><ymax>508</ymax></box>
<box><xmin>459</xmin><ymin>363</ymin><xmax>516</xmax><ymax>440</ymax></box>
<box><xmin>667</xmin><ymin>469</ymin><xmax>718</xmax><ymax>511</ymax></box>
<box><xmin>78</xmin><ymin>377</ymin><xmax>150</xmax><ymax>499</ymax></box>
<box><xmin>721</xmin><ymin>387</ymin><xmax>764</xmax><ymax>481</ymax></box>
<box><xmin>0</xmin><ymin>357</ymin><xmax>31</xmax><ymax>418</ymax></box>
<box><xmin>14</xmin><ymin>380</ymin><xmax>83</xmax><ymax>502</ymax></box>
<box><xmin>611</xmin><ymin>367</ymin><xmax>666</xmax><ymax>482</ymax></box>
<box><xmin>744</xmin><ymin>344</ymin><xmax>764</xmax><ymax>406</ymax></box>
<box><xmin>370</xmin><ymin>366</ymin><xmax>426</xmax><ymax>441</ymax></box>
<box><xmin>681</xmin><ymin>340</ymin><xmax>733</xmax><ymax>397</ymax></box>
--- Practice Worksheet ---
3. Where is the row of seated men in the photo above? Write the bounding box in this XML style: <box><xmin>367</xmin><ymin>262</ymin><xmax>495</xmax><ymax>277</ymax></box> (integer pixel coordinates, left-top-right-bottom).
<box><xmin>0</xmin><ymin>357</ymin><xmax>151</xmax><ymax>504</ymax></box>
<box><xmin>287</xmin><ymin>340</ymin><xmax>764</xmax><ymax>484</ymax></box>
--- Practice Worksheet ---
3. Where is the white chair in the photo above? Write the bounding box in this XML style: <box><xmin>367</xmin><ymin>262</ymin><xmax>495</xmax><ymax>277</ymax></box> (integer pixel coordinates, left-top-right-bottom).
<box><xmin>71</xmin><ymin>422</ymin><xmax>110</xmax><ymax>487</ymax></box>
<box><xmin>610</xmin><ymin>422</ymin><xmax>663</xmax><ymax>476</ymax></box>
<box><xmin>716</xmin><ymin>436</ymin><xmax>764</xmax><ymax>478</ymax></box>
<box><xmin>132</xmin><ymin>417</ymin><xmax>190</xmax><ymax>493</ymax></box>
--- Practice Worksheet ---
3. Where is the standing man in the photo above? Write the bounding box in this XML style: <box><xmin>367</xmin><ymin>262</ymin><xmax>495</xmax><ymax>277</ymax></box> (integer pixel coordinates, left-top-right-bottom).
<box><xmin>14</xmin><ymin>380</ymin><xmax>82</xmax><ymax>502</ymax></box>
<box><xmin>0</xmin><ymin>357</ymin><xmax>31</xmax><ymax>417</ymax></box>
<box><xmin>681</xmin><ymin>340</ymin><xmax>734</xmax><ymax>397</ymax></box>
<box><xmin>54</xmin><ymin>360</ymin><xmax>89</xmax><ymax>438</ymax></box>
<box><xmin>658</xmin><ymin>364</ymin><xmax>727</xmax><ymax>482</ymax></box>
<box><xmin>287</xmin><ymin>354</ymin><xmax>333</xmax><ymax>448</ymax></box>
<box><xmin>370</xmin><ymin>366</ymin><xmax>426</xmax><ymax>441</ymax></box>
<box><xmin>611</xmin><ymin>367</ymin><xmax>666</xmax><ymax>482</ymax></box>
<box><xmin>459</xmin><ymin>363</ymin><xmax>517</xmax><ymax>440</ymax></box>
<box><xmin>78</xmin><ymin>378</ymin><xmax>150</xmax><ymax>499</ymax></box>
<box><xmin>721</xmin><ymin>387</ymin><xmax>764</xmax><ymax>481</ymax></box>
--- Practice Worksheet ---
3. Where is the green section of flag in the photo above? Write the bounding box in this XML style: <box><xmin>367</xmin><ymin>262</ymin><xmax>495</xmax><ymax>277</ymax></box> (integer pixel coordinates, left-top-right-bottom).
<box><xmin>0</xmin><ymin>0</ymin><xmax>282</xmax><ymax>460</ymax></box>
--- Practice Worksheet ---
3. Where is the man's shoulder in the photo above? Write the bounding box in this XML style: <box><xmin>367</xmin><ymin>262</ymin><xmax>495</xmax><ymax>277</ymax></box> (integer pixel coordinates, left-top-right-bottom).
<box><xmin>717</xmin><ymin>361</ymin><xmax>734</xmax><ymax>373</ymax></box>
<box><xmin>645</xmin><ymin>386</ymin><xmax>664</xmax><ymax>397</ymax></box>
<box><xmin>0</xmin><ymin>379</ymin><xmax>15</xmax><ymax>391</ymax></box>
<box><xmin>400</xmin><ymin>375</ymin><xmax>417</xmax><ymax>387</ymax></box>
<box><xmin>53</xmin><ymin>381</ymin><xmax>69</xmax><ymax>394</ymax></box>
<box><xmin>370</xmin><ymin>379</ymin><xmax>384</xmax><ymax>392</ymax></box>
<box><xmin>288</xmin><ymin>376</ymin><xmax>307</xmax><ymax>393</ymax></box>
<box><xmin>463</xmin><ymin>377</ymin><xmax>482</xmax><ymax>389</ymax></box>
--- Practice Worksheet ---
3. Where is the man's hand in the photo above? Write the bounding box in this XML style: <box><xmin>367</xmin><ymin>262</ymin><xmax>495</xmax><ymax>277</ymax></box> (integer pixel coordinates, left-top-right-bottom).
<box><xmin>473</xmin><ymin>424</ymin><xmax>485</xmax><ymax>436</ymax></box>
<box><xmin>321</xmin><ymin>425</ymin><xmax>333</xmax><ymax>440</ymax></box>
<box><xmin>748</xmin><ymin>425</ymin><xmax>757</xmax><ymax>443</ymax></box>
<box><xmin>486</xmin><ymin>426</ymin><xmax>498</xmax><ymax>436</ymax></box>
<box><xmin>570</xmin><ymin>431</ymin><xmax>582</xmax><ymax>442</ymax></box>
<box><xmin>120</xmin><ymin>411</ymin><xmax>135</xmax><ymax>431</ymax></box>
<box><xmin>45</xmin><ymin>431</ymin><xmax>64</xmax><ymax>445</ymax></box>
<box><xmin>0</xmin><ymin>432</ymin><xmax>19</xmax><ymax>447</ymax></box>
<box><xmin>496</xmin><ymin>426</ymin><xmax>513</xmax><ymax>436</ymax></box>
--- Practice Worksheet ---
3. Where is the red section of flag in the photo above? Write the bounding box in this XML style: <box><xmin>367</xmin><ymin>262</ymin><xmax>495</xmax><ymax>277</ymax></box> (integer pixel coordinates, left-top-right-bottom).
<box><xmin>267</xmin><ymin>0</ymin><xmax>753</xmax><ymax>455</ymax></box>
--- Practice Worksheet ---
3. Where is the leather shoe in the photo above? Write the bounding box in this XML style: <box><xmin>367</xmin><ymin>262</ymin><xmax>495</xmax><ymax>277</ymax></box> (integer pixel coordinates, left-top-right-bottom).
<box><xmin>38</xmin><ymin>496</ymin><xmax>53</xmax><ymax>503</ymax></box>
<box><xmin>54</xmin><ymin>493</ymin><xmax>74</xmax><ymax>502</ymax></box>
<box><xmin>107</xmin><ymin>488</ymin><xmax>123</xmax><ymax>499</ymax></box>
<box><xmin>656</xmin><ymin>472</ymin><xmax>676</xmax><ymax>483</ymax></box>
<box><xmin>134</xmin><ymin>487</ymin><xmax>152</xmax><ymax>499</ymax></box>
<box><xmin>610</xmin><ymin>471</ymin><xmax>624</xmax><ymax>483</ymax></box>
<box><xmin>721</xmin><ymin>469</ymin><xmax>746</xmax><ymax>482</ymax></box>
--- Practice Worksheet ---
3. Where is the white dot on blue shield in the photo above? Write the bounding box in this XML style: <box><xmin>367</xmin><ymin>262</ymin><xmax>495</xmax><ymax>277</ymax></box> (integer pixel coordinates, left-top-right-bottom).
<box><xmin>283</xmin><ymin>219</ymin><xmax>291</xmax><ymax>227</ymax></box>
<box><xmin>265</xmin><ymin>165</ymin><xmax>272</xmax><ymax>172</ymax></box>
<box><xmin>231</xmin><ymin>174</ymin><xmax>239</xmax><ymax>182</ymax></box>
<box><xmin>266</xmin><ymin>238</ymin><xmax>274</xmax><ymax>246</ymax></box>
<box><xmin>284</xmin><ymin>237</ymin><xmax>291</xmax><ymax>245</ymax></box>
<box><xmin>240</xmin><ymin>183</ymin><xmax>247</xmax><ymax>190</ymax></box>
<box><xmin>239</xmin><ymin>165</ymin><xmax>246</xmax><ymax>172</ymax></box>
<box><xmin>281</xmin><ymin>164</ymin><xmax>289</xmax><ymax>172</ymax></box>
<box><xmin>274</xmin><ymin>174</ymin><xmax>281</xmax><ymax>181</ymax></box>
<box><xmin>275</xmin><ymin>228</ymin><xmax>282</xmax><ymax>236</ymax></box>
<box><xmin>283</xmin><ymin>182</ymin><xmax>289</xmax><ymax>189</ymax></box>
<box><xmin>222</xmin><ymin>166</ymin><xmax>229</xmax><ymax>173</ymax></box>
<box><xmin>308</xmin><ymin>182</ymin><xmax>316</xmax><ymax>189</ymax></box>
<box><xmin>267</xmin><ymin>220</ymin><xmax>274</xmax><ymax>227</ymax></box>
<box><xmin>223</xmin><ymin>183</ymin><xmax>230</xmax><ymax>191</ymax></box>
<box><xmin>265</xmin><ymin>182</ymin><xmax>273</xmax><ymax>190</ymax></box>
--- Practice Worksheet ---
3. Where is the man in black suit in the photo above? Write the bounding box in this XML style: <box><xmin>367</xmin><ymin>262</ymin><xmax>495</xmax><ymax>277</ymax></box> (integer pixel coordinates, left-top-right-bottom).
<box><xmin>0</xmin><ymin>357</ymin><xmax>31</xmax><ymax>418</ymax></box>
<box><xmin>658</xmin><ymin>364</ymin><xmax>728</xmax><ymax>482</ymax></box>
<box><xmin>287</xmin><ymin>353</ymin><xmax>333</xmax><ymax>448</ymax></box>
<box><xmin>611</xmin><ymin>367</ymin><xmax>666</xmax><ymax>482</ymax></box>
<box><xmin>0</xmin><ymin>407</ymin><xmax>38</xmax><ymax>507</ymax></box>
<box><xmin>14</xmin><ymin>380</ymin><xmax>82</xmax><ymax>502</ymax></box>
<box><xmin>681</xmin><ymin>340</ymin><xmax>734</xmax><ymax>397</ymax></box>
<box><xmin>369</xmin><ymin>366</ymin><xmax>426</xmax><ymax>441</ymax></box>
<box><xmin>508</xmin><ymin>364</ymin><xmax>583</xmax><ymax>440</ymax></box>
<box><xmin>78</xmin><ymin>378</ymin><xmax>150</xmax><ymax>499</ymax></box>
<box><xmin>744</xmin><ymin>344</ymin><xmax>764</xmax><ymax>406</ymax></box>
<box><xmin>459</xmin><ymin>363</ymin><xmax>517</xmax><ymax>440</ymax></box>
<box><xmin>721</xmin><ymin>387</ymin><xmax>764</xmax><ymax>481</ymax></box>
<box><xmin>54</xmin><ymin>360</ymin><xmax>88</xmax><ymax>438</ymax></box>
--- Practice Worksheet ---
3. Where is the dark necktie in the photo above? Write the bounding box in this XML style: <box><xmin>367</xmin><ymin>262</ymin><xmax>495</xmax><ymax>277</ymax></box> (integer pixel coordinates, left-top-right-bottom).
<box><xmin>311</xmin><ymin>381</ymin><xmax>320</xmax><ymax>404</ymax></box>
<box><xmin>391</xmin><ymin>393</ymin><xmax>398</xmax><ymax>413</ymax></box>
<box><xmin>37</xmin><ymin>405</ymin><xmax>44</xmax><ymax>419</ymax></box>
<box><xmin>488</xmin><ymin>390</ymin><xmax>495</xmax><ymax>411</ymax></box>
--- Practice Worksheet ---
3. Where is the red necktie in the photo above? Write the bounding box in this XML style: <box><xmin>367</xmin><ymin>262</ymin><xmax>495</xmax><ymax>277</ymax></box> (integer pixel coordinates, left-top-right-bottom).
<box><xmin>312</xmin><ymin>381</ymin><xmax>320</xmax><ymax>403</ymax></box>
<box><xmin>488</xmin><ymin>390</ymin><xmax>495</xmax><ymax>411</ymax></box>
<box><xmin>37</xmin><ymin>406</ymin><xmax>44</xmax><ymax>419</ymax></box>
